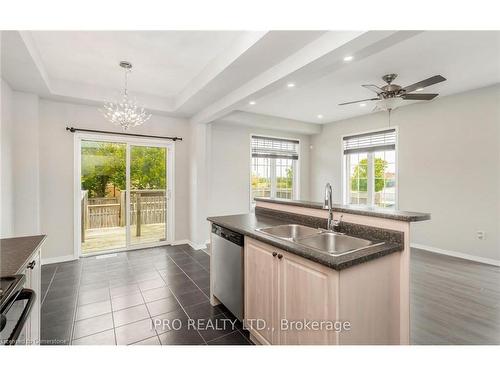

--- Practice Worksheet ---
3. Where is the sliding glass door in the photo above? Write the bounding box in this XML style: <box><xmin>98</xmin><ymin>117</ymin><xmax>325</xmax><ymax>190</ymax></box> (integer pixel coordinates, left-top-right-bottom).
<box><xmin>78</xmin><ymin>137</ymin><xmax>173</xmax><ymax>255</ymax></box>
<box><xmin>81</xmin><ymin>140</ymin><xmax>127</xmax><ymax>254</ymax></box>
<box><xmin>130</xmin><ymin>145</ymin><xmax>168</xmax><ymax>246</ymax></box>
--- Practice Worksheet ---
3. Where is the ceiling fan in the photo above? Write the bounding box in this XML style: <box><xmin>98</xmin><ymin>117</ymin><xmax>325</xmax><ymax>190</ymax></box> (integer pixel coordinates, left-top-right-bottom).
<box><xmin>338</xmin><ymin>73</ymin><xmax>447</xmax><ymax>109</ymax></box>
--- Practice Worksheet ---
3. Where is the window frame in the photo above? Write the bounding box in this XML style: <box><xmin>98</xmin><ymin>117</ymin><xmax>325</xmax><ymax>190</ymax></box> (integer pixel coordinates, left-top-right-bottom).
<box><xmin>341</xmin><ymin>127</ymin><xmax>399</xmax><ymax>209</ymax></box>
<box><xmin>249</xmin><ymin>134</ymin><xmax>300</xmax><ymax>210</ymax></box>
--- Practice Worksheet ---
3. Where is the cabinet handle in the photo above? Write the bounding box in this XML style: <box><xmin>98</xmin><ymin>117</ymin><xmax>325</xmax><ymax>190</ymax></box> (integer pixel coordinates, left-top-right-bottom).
<box><xmin>272</xmin><ymin>252</ymin><xmax>277</xmax><ymax>257</ymax></box>
<box><xmin>27</xmin><ymin>260</ymin><xmax>36</xmax><ymax>269</ymax></box>
<box><xmin>277</xmin><ymin>254</ymin><xmax>283</xmax><ymax>259</ymax></box>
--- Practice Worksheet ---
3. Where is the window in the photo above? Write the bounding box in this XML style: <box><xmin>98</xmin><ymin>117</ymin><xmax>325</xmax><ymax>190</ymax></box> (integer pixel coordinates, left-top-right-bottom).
<box><xmin>343</xmin><ymin>129</ymin><xmax>397</xmax><ymax>208</ymax></box>
<box><xmin>251</xmin><ymin>136</ymin><xmax>299</xmax><ymax>205</ymax></box>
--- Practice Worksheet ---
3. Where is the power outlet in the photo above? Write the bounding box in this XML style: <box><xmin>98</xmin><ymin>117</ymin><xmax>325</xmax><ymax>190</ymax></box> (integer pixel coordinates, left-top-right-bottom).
<box><xmin>476</xmin><ymin>231</ymin><xmax>486</xmax><ymax>240</ymax></box>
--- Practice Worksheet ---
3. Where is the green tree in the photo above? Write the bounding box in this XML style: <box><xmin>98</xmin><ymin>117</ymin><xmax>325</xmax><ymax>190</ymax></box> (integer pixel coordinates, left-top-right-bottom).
<box><xmin>81</xmin><ymin>142</ymin><xmax>166</xmax><ymax>198</ymax></box>
<box><xmin>350</xmin><ymin>158</ymin><xmax>387</xmax><ymax>192</ymax></box>
<box><xmin>130</xmin><ymin>146</ymin><xmax>166</xmax><ymax>189</ymax></box>
<box><xmin>276</xmin><ymin>167</ymin><xmax>293</xmax><ymax>189</ymax></box>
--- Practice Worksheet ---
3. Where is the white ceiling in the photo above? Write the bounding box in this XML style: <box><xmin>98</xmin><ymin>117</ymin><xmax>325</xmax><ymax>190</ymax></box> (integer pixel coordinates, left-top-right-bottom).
<box><xmin>29</xmin><ymin>31</ymin><xmax>244</xmax><ymax>98</ymax></box>
<box><xmin>1</xmin><ymin>30</ymin><xmax>327</xmax><ymax>118</ymax></box>
<box><xmin>243</xmin><ymin>31</ymin><xmax>500</xmax><ymax>124</ymax></box>
<box><xmin>3</xmin><ymin>30</ymin><xmax>499</xmax><ymax>126</ymax></box>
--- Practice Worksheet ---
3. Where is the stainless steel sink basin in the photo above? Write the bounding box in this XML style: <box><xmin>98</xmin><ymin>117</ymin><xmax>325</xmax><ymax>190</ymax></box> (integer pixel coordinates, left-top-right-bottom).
<box><xmin>295</xmin><ymin>232</ymin><xmax>383</xmax><ymax>256</ymax></box>
<box><xmin>257</xmin><ymin>224</ymin><xmax>321</xmax><ymax>241</ymax></box>
<box><xmin>257</xmin><ymin>224</ymin><xmax>383</xmax><ymax>257</ymax></box>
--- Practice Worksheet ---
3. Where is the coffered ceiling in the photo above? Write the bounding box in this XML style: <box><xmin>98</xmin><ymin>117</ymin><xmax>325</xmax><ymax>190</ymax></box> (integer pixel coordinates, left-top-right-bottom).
<box><xmin>1</xmin><ymin>30</ymin><xmax>325</xmax><ymax>116</ymax></box>
<box><xmin>2</xmin><ymin>30</ymin><xmax>499</xmax><ymax>127</ymax></box>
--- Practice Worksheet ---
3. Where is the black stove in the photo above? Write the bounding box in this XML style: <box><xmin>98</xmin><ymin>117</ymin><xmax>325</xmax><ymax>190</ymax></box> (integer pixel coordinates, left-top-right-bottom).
<box><xmin>0</xmin><ymin>275</ymin><xmax>25</xmax><ymax>312</ymax></box>
<box><xmin>0</xmin><ymin>274</ymin><xmax>36</xmax><ymax>345</ymax></box>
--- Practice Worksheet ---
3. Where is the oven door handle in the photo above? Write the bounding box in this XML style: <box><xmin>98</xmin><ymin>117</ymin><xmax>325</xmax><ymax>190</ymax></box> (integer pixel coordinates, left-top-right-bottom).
<box><xmin>4</xmin><ymin>289</ymin><xmax>36</xmax><ymax>345</ymax></box>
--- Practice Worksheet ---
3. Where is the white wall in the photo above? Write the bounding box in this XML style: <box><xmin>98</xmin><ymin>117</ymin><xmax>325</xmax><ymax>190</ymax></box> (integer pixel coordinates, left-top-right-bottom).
<box><xmin>188</xmin><ymin>122</ymin><xmax>210</xmax><ymax>247</ymax></box>
<box><xmin>0</xmin><ymin>79</ymin><xmax>14</xmax><ymax>237</ymax></box>
<box><xmin>12</xmin><ymin>91</ymin><xmax>40</xmax><ymax>235</ymax></box>
<box><xmin>36</xmin><ymin>99</ymin><xmax>191</xmax><ymax>261</ymax></box>
<box><xmin>208</xmin><ymin>122</ymin><xmax>311</xmax><ymax>217</ymax></box>
<box><xmin>310</xmin><ymin>85</ymin><xmax>500</xmax><ymax>262</ymax></box>
<box><xmin>0</xmin><ymin>81</ymin><xmax>40</xmax><ymax>237</ymax></box>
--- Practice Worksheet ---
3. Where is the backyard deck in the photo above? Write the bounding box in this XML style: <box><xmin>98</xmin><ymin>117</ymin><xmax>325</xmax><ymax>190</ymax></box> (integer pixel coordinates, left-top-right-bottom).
<box><xmin>82</xmin><ymin>223</ymin><xmax>166</xmax><ymax>254</ymax></box>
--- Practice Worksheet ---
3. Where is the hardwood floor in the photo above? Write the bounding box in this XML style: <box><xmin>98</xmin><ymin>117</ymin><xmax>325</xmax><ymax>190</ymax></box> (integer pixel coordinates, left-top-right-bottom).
<box><xmin>411</xmin><ymin>248</ymin><xmax>500</xmax><ymax>344</ymax></box>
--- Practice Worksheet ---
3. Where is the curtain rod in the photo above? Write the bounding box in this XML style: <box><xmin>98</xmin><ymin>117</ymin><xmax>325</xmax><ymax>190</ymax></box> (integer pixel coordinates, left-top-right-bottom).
<box><xmin>65</xmin><ymin>126</ymin><xmax>182</xmax><ymax>141</ymax></box>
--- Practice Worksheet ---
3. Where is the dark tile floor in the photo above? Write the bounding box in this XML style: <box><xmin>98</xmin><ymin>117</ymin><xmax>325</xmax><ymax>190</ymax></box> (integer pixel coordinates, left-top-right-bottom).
<box><xmin>40</xmin><ymin>244</ymin><xmax>251</xmax><ymax>345</ymax></box>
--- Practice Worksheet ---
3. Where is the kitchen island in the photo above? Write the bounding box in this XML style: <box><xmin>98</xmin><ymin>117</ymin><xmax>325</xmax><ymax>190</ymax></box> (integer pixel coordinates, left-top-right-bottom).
<box><xmin>207</xmin><ymin>198</ymin><xmax>430</xmax><ymax>345</ymax></box>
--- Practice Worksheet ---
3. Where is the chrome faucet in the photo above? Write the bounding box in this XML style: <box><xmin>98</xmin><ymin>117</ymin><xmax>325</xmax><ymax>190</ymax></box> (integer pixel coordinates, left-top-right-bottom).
<box><xmin>324</xmin><ymin>183</ymin><xmax>334</xmax><ymax>230</ymax></box>
<box><xmin>323</xmin><ymin>183</ymin><xmax>343</xmax><ymax>232</ymax></box>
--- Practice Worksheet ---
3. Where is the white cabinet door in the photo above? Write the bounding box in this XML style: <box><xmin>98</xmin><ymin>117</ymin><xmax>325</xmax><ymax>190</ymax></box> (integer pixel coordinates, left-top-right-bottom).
<box><xmin>244</xmin><ymin>238</ymin><xmax>278</xmax><ymax>345</ymax></box>
<box><xmin>277</xmin><ymin>250</ymin><xmax>339</xmax><ymax>345</ymax></box>
<box><xmin>27</xmin><ymin>249</ymin><xmax>41</xmax><ymax>345</ymax></box>
<box><xmin>22</xmin><ymin>249</ymin><xmax>41</xmax><ymax>345</ymax></box>
<box><xmin>245</xmin><ymin>238</ymin><xmax>339</xmax><ymax>345</ymax></box>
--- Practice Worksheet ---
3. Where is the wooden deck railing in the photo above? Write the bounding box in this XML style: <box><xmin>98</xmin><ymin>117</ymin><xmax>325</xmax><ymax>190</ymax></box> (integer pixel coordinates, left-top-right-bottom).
<box><xmin>130</xmin><ymin>190</ymin><xmax>166</xmax><ymax>237</ymax></box>
<box><xmin>81</xmin><ymin>190</ymin><xmax>166</xmax><ymax>241</ymax></box>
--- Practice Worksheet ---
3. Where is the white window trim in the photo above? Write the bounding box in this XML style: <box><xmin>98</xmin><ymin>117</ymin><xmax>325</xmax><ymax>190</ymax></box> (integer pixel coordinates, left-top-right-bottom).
<box><xmin>249</xmin><ymin>133</ymin><xmax>301</xmax><ymax>211</ymax></box>
<box><xmin>341</xmin><ymin>126</ymin><xmax>399</xmax><ymax>209</ymax></box>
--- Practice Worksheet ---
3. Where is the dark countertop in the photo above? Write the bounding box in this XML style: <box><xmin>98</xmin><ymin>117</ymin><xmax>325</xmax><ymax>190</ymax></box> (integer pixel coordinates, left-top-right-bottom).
<box><xmin>0</xmin><ymin>235</ymin><xmax>46</xmax><ymax>277</ymax></box>
<box><xmin>207</xmin><ymin>214</ymin><xmax>402</xmax><ymax>271</ymax></box>
<box><xmin>255</xmin><ymin>197</ymin><xmax>431</xmax><ymax>222</ymax></box>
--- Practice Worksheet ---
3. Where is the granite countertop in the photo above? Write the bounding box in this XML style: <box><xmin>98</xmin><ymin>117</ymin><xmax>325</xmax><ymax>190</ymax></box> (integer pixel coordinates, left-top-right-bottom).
<box><xmin>0</xmin><ymin>235</ymin><xmax>46</xmax><ymax>277</ymax></box>
<box><xmin>255</xmin><ymin>197</ymin><xmax>431</xmax><ymax>222</ymax></box>
<box><xmin>207</xmin><ymin>214</ymin><xmax>402</xmax><ymax>271</ymax></box>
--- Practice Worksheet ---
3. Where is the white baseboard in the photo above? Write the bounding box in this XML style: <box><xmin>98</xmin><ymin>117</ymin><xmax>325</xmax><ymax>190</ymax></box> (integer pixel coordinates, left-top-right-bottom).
<box><xmin>171</xmin><ymin>239</ymin><xmax>208</xmax><ymax>250</ymax></box>
<box><xmin>411</xmin><ymin>243</ymin><xmax>500</xmax><ymax>267</ymax></box>
<box><xmin>187</xmin><ymin>240</ymin><xmax>208</xmax><ymax>251</ymax></box>
<box><xmin>41</xmin><ymin>255</ymin><xmax>77</xmax><ymax>265</ymax></box>
<box><xmin>171</xmin><ymin>239</ymin><xmax>190</xmax><ymax>246</ymax></box>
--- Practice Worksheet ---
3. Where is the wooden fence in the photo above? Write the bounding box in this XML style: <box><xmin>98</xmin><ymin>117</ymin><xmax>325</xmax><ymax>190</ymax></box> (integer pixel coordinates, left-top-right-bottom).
<box><xmin>81</xmin><ymin>190</ymin><xmax>166</xmax><ymax>241</ymax></box>
<box><xmin>88</xmin><ymin>197</ymin><xmax>119</xmax><ymax>205</ymax></box>
<box><xmin>88</xmin><ymin>203</ymin><xmax>121</xmax><ymax>228</ymax></box>
<box><xmin>130</xmin><ymin>193</ymin><xmax>166</xmax><ymax>225</ymax></box>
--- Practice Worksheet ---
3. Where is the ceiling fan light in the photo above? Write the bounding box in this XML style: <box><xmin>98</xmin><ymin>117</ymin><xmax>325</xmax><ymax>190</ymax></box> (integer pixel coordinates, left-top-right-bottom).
<box><xmin>375</xmin><ymin>97</ymin><xmax>404</xmax><ymax>111</ymax></box>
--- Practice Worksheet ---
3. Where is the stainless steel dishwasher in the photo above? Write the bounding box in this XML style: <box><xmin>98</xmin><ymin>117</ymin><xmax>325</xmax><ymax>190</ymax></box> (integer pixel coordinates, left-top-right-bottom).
<box><xmin>211</xmin><ymin>224</ymin><xmax>244</xmax><ymax>321</ymax></box>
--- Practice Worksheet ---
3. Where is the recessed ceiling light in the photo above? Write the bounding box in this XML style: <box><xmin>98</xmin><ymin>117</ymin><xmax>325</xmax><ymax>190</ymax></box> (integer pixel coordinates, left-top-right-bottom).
<box><xmin>415</xmin><ymin>87</ymin><xmax>424</xmax><ymax>92</ymax></box>
<box><xmin>317</xmin><ymin>114</ymin><xmax>324</xmax><ymax>119</ymax></box>
<box><xmin>360</xmin><ymin>103</ymin><xmax>367</xmax><ymax>107</ymax></box>
<box><xmin>287</xmin><ymin>82</ymin><xmax>296</xmax><ymax>88</ymax></box>
<box><xmin>343</xmin><ymin>56</ymin><xmax>354</xmax><ymax>62</ymax></box>
<box><xmin>249</xmin><ymin>101</ymin><xmax>256</xmax><ymax>105</ymax></box>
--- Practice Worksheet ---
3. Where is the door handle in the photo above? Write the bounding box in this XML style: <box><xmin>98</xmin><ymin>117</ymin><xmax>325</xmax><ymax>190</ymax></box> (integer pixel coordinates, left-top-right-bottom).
<box><xmin>272</xmin><ymin>252</ymin><xmax>277</xmax><ymax>257</ymax></box>
<box><xmin>4</xmin><ymin>289</ymin><xmax>36</xmax><ymax>345</ymax></box>
<box><xmin>277</xmin><ymin>254</ymin><xmax>283</xmax><ymax>259</ymax></box>
<box><xmin>27</xmin><ymin>260</ymin><xmax>36</xmax><ymax>270</ymax></box>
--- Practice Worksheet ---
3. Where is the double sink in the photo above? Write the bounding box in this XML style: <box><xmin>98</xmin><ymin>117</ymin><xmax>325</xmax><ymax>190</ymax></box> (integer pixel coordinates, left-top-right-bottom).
<box><xmin>256</xmin><ymin>224</ymin><xmax>383</xmax><ymax>256</ymax></box>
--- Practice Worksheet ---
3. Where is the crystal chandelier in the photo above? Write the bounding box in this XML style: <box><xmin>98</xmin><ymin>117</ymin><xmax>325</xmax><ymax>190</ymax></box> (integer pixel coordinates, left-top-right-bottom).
<box><xmin>101</xmin><ymin>61</ymin><xmax>151</xmax><ymax>131</ymax></box>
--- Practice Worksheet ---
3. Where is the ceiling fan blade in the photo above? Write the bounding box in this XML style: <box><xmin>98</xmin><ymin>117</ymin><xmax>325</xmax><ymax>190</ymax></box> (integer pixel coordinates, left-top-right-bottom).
<box><xmin>403</xmin><ymin>75</ymin><xmax>446</xmax><ymax>93</ymax></box>
<box><xmin>402</xmin><ymin>93</ymin><xmax>439</xmax><ymax>100</ymax></box>
<box><xmin>338</xmin><ymin>98</ymin><xmax>379</xmax><ymax>106</ymax></box>
<box><xmin>361</xmin><ymin>84</ymin><xmax>384</xmax><ymax>94</ymax></box>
